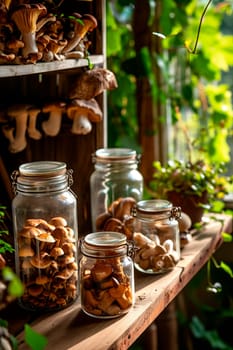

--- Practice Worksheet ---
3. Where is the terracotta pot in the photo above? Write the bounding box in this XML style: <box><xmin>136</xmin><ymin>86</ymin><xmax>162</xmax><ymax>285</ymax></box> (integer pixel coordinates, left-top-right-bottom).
<box><xmin>166</xmin><ymin>191</ymin><xmax>208</xmax><ymax>226</ymax></box>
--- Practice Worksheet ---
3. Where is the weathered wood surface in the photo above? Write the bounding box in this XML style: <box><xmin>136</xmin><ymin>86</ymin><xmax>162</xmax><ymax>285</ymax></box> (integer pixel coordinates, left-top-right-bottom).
<box><xmin>16</xmin><ymin>214</ymin><xmax>232</xmax><ymax>350</ymax></box>
<box><xmin>0</xmin><ymin>56</ymin><xmax>105</xmax><ymax>78</ymax></box>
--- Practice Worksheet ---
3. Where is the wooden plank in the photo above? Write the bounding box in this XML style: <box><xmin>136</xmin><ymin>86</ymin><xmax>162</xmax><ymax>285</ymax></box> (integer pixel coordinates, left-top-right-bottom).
<box><xmin>0</xmin><ymin>56</ymin><xmax>104</xmax><ymax>78</ymax></box>
<box><xmin>16</xmin><ymin>214</ymin><xmax>232</xmax><ymax>350</ymax></box>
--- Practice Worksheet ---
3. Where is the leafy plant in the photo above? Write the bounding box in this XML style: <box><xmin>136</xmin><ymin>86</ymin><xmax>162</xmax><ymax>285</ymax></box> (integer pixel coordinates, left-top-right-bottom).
<box><xmin>149</xmin><ymin>159</ymin><xmax>231</xmax><ymax>207</ymax></box>
<box><xmin>0</xmin><ymin>206</ymin><xmax>47</xmax><ymax>350</ymax></box>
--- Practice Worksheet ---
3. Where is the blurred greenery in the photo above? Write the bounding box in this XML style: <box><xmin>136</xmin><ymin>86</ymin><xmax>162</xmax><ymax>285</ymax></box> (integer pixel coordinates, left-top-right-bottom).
<box><xmin>106</xmin><ymin>0</ymin><xmax>233</xmax><ymax>170</ymax></box>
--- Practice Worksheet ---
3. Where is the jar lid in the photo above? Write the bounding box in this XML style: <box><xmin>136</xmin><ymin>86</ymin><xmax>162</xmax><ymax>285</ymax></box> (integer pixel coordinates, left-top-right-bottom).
<box><xmin>136</xmin><ymin>199</ymin><xmax>172</xmax><ymax>214</ymax></box>
<box><xmin>94</xmin><ymin>148</ymin><xmax>137</xmax><ymax>163</ymax></box>
<box><xmin>84</xmin><ymin>232</ymin><xmax>127</xmax><ymax>248</ymax></box>
<box><xmin>19</xmin><ymin>161</ymin><xmax>67</xmax><ymax>177</ymax></box>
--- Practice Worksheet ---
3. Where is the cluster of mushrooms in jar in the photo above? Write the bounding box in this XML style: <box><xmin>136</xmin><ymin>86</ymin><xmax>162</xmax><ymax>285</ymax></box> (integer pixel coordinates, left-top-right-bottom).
<box><xmin>95</xmin><ymin>197</ymin><xmax>136</xmax><ymax>239</ymax></box>
<box><xmin>134</xmin><ymin>231</ymin><xmax>179</xmax><ymax>274</ymax></box>
<box><xmin>17</xmin><ymin>216</ymin><xmax>78</xmax><ymax>311</ymax></box>
<box><xmin>81</xmin><ymin>256</ymin><xmax>133</xmax><ymax>318</ymax></box>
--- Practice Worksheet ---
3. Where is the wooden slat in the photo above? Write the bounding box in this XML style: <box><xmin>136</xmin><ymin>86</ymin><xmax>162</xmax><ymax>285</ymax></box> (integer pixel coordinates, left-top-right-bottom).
<box><xmin>0</xmin><ymin>56</ymin><xmax>104</xmax><ymax>78</ymax></box>
<box><xmin>16</xmin><ymin>214</ymin><xmax>232</xmax><ymax>350</ymax></box>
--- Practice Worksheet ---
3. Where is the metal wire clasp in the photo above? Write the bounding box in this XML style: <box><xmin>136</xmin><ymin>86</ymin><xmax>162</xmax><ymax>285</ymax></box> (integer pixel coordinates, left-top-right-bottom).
<box><xmin>170</xmin><ymin>206</ymin><xmax>181</xmax><ymax>220</ymax></box>
<box><xmin>11</xmin><ymin>170</ymin><xmax>19</xmax><ymax>195</ymax></box>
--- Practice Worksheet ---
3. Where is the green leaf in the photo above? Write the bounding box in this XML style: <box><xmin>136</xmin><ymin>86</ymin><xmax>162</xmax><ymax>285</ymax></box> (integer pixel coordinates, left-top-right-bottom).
<box><xmin>2</xmin><ymin>267</ymin><xmax>24</xmax><ymax>297</ymax></box>
<box><xmin>222</xmin><ymin>232</ymin><xmax>233</xmax><ymax>242</ymax></box>
<box><xmin>25</xmin><ymin>324</ymin><xmax>48</xmax><ymax>350</ymax></box>
<box><xmin>219</xmin><ymin>261</ymin><xmax>233</xmax><ymax>278</ymax></box>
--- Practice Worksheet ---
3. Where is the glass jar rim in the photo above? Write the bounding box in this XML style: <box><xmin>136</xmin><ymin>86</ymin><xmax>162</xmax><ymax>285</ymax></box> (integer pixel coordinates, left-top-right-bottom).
<box><xmin>84</xmin><ymin>231</ymin><xmax>127</xmax><ymax>248</ymax></box>
<box><xmin>19</xmin><ymin>161</ymin><xmax>67</xmax><ymax>177</ymax></box>
<box><xmin>136</xmin><ymin>199</ymin><xmax>172</xmax><ymax>214</ymax></box>
<box><xmin>94</xmin><ymin>148</ymin><xmax>137</xmax><ymax>162</ymax></box>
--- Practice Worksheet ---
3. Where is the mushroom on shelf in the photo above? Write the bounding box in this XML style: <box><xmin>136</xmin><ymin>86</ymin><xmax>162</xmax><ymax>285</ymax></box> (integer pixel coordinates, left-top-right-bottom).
<box><xmin>11</xmin><ymin>3</ymin><xmax>47</xmax><ymax>58</ymax></box>
<box><xmin>69</xmin><ymin>68</ymin><xmax>118</xmax><ymax>100</ymax></box>
<box><xmin>62</xmin><ymin>13</ymin><xmax>97</xmax><ymax>54</ymax></box>
<box><xmin>42</xmin><ymin>100</ymin><xmax>66</xmax><ymax>136</ymax></box>
<box><xmin>28</xmin><ymin>105</ymin><xmax>42</xmax><ymax>140</ymax></box>
<box><xmin>66</xmin><ymin>98</ymin><xmax>102</xmax><ymax>135</ymax></box>
<box><xmin>2</xmin><ymin>104</ymin><xmax>31</xmax><ymax>153</ymax></box>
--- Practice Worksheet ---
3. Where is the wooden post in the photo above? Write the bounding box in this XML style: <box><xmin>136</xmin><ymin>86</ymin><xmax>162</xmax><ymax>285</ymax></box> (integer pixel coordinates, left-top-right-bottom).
<box><xmin>132</xmin><ymin>0</ymin><xmax>167</xmax><ymax>186</ymax></box>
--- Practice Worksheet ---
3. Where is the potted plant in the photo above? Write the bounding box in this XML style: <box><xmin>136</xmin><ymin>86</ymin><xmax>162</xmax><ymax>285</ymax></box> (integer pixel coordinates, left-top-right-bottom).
<box><xmin>148</xmin><ymin>159</ymin><xmax>231</xmax><ymax>225</ymax></box>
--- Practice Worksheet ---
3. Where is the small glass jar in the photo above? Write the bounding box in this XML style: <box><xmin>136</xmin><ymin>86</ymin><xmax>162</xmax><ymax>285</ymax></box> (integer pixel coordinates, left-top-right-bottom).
<box><xmin>134</xmin><ymin>199</ymin><xmax>181</xmax><ymax>274</ymax></box>
<box><xmin>11</xmin><ymin>161</ymin><xmax>78</xmax><ymax>311</ymax></box>
<box><xmin>90</xmin><ymin>148</ymin><xmax>143</xmax><ymax>236</ymax></box>
<box><xmin>79</xmin><ymin>231</ymin><xmax>135</xmax><ymax>319</ymax></box>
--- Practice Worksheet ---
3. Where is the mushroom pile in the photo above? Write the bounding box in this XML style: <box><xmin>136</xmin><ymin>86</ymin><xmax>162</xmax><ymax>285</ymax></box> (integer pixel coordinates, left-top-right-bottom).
<box><xmin>134</xmin><ymin>232</ymin><xmax>179</xmax><ymax>274</ymax></box>
<box><xmin>0</xmin><ymin>1</ymin><xmax>98</xmax><ymax>64</ymax></box>
<box><xmin>95</xmin><ymin>197</ymin><xmax>136</xmax><ymax>240</ymax></box>
<box><xmin>1</xmin><ymin>67</ymin><xmax>118</xmax><ymax>152</ymax></box>
<box><xmin>17</xmin><ymin>216</ymin><xmax>78</xmax><ymax>311</ymax></box>
<box><xmin>81</xmin><ymin>256</ymin><xmax>133</xmax><ymax>317</ymax></box>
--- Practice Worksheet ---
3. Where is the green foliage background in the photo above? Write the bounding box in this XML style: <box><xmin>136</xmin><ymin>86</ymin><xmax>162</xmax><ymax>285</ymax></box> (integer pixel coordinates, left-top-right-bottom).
<box><xmin>106</xmin><ymin>0</ymin><xmax>233</xmax><ymax>169</ymax></box>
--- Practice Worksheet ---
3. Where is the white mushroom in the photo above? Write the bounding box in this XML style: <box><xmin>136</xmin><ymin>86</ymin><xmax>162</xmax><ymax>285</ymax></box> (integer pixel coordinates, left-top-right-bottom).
<box><xmin>66</xmin><ymin>98</ymin><xmax>103</xmax><ymax>135</ymax></box>
<box><xmin>11</xmin><ymin>3</ymin><xmax>47</xmax><ymax>58</ymax></box>
<box><xmin>28</xmin><ymin>106</ymin><xmax>42</xmax><ymax>140</ymax></box>
<box><xmin>4</xmin><ymin>104</ymin><xmax>30</xmax><ymax>153</ymax></box>
<box><xmin>42</xmin><ymin>100</ymin><xmax>66</xmax><ymax>136</ymax></box>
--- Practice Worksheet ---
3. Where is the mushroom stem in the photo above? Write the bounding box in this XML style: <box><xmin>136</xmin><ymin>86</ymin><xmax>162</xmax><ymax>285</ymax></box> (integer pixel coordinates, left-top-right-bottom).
<box><xmin>42</xmin><ymin>110</ymin><xmax>63</xmax><ymax>136</ymax></box>
<box><xmin>71</xmin><ymin>114</ymin><xmax>92</xmax><ymax>135</ymax></box>
<box><xmin>22</xmin><ymin>32</ymin><xmax>38</xmax><ymax>57</ymax></box>
<box><xmin>12</xmin><ymin>111</ymin><xmax>28</xmax><ymax>152</ymax></box>
<box><xmin>28</xmin><ymin>108</ymin><xmax>42</xmax><ymax>140</ymax></box>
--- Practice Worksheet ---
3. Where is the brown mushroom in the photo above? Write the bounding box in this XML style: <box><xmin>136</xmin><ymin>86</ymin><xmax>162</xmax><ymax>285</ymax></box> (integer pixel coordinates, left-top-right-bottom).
<box><xmin>69</xmin><ymin>68</ymin><xmax>118</xmax><ymax>100</ymax></box>
<box><xmin>42</xmin><ymin>100</ymin><xmax>66</xmax><ymax>136</ymax></box>
<box><xmin>11</xmin><ymin>3</ymin><xmax>47</xmax><ymax>57</ymax></box>
<box><xmin>4</xmin><ymin>104</ymin><xmax>30</xmax><ymax>153</ymax></box>
<box><xmin>28</xmin><ymin>105</ymin><xmax>42</xmax><ymax>140</ymax></box>
<box><xmin>66</xmin><ymin>98</ymin><xmax>102</xmax><ymax>135</ymax></box>
<box><xmin>62</xmin><ymin>13</ymin><xmax>97</xmax><ymax>54</ymax></box>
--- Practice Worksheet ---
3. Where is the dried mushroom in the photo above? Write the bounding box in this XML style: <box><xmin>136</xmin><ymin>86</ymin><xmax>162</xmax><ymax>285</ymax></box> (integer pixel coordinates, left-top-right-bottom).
<box><xmin>66</xmin><ymin>98</ymin><xmax>102</xmax><ymax>135</ymax></box>
<box><xmin>17</xmin><ymin>216</ymin><xmax>78</xmax><ymax>311</ymax></box>
<box><xmin>134</xmin><ymin>232</ymin><xmax>179</xmax><ymax>273</ymax></box>
<box><xmin>11</xmin><ymin>3</ymin><xmax>47</xmax><ymax>58</ymax></box>
<box><xmin>69</xmin><ymin>68</ymin><xmax>118</xmax><ymax>100</ymax></box>
<box><xmin>81</xmin><ymin>257</ymin><xmax>133</xmax><ymax>317</ymax></box>
<box><xmin>95</xmin><ymin>197</ymin><xmax>136</xmax><ymax>239</ymax></box>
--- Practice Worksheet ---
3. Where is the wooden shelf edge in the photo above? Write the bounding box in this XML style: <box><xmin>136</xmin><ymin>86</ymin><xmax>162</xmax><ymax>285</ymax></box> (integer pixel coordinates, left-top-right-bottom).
<box><xmin>0</xmin><ymin>55</ymin><xmax>105</xmax><ymax>78</ymax></box>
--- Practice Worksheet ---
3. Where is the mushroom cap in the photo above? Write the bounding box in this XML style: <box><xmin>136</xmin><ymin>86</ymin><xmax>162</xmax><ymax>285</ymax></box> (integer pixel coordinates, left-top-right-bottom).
<box><xmin>35</xmin><ymin>232</ymin><xmax>56</xmax><ymax>243</ymax></box>
<box><xmin>77</xmin><ymin>13</ymin><xmax>97</xmax><ymax>35</ymax></box>
<box><xmin>66</xmin><ymin>98</ymin><xmax>102</xmax><ymax>122</ymax></box>
<box><xmin>69</xmin><ymin>68</ymin><xmax>118</xmax><ymax>100</ymax></box>
<box><xmin>11</xmin><ymin>3</ymin><xmax>47</xmax><ymax>33</ymax></box>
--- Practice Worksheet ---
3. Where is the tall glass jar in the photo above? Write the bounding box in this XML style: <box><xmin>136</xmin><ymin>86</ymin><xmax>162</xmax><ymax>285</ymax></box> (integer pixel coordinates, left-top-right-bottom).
<box><xmin>134</xmin><ymin>199</ymin><xmax>181</xmax><ymax>274</ymax></box>
<box><xmin>79</xmin><ymin>231</ymin><xmax>135</xmax><ymax>319</ymax></box>
<box><xmin>90</xmin><ymin>148</ymin><xmax>143</xmax><ymax>237</ymax></box>
<box><xmin>11</xmin><ymin>161</ymin><xmax>78</xmax><ymax>311</ymax></box>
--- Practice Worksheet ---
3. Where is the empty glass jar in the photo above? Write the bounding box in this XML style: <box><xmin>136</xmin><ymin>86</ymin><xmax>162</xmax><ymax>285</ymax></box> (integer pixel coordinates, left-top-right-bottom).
<box><xmin>134</xmin><ymin>199</ymin><xmax>181</xmax><ymax>274</ymax></box>
<box><xmin>11</xmin><ymin>161</ymin><xmax>78</xmax><ymax>311</ymax></box>
<box><xmin>80</xmin><ymin>231</ymin><xmax>135</xmax><ymax>319</ymax></box>
<box><xmin>90</xmin><ymin>148</ymin><xmax>143</xmax><ymax>237</ymax></box>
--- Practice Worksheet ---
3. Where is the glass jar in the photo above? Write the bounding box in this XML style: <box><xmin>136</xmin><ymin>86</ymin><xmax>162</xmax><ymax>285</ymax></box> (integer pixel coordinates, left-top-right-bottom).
<box><xmin>90</xmin><ymin>148</ymin><xmax>143</xmax><ymax>237</ymax></box>
<box><xmin>134</xmin><ymin>199</ymin><xmax>181</xmax><ymax>274</ymax></box>
<box><xmin>11</xmin><ymin>161</ymin><xmax>78</xmax><ymax>311</ymax></box>
<box><xmin>79</xmin><ymin>231</ymin><xmax>135</xmax><ymax>319</ymax></box>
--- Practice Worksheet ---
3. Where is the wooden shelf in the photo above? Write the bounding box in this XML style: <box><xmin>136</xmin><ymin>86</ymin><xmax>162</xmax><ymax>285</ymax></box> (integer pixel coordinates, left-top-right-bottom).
<box><xmin>0</xmin><ymin>55</ymin><xmax>105</xmax><ymax>78</ymax></box>
<box><xmin>15</xmin><ymin>213</ymin><xmax>232</xmax><ymax>350</ymax></box>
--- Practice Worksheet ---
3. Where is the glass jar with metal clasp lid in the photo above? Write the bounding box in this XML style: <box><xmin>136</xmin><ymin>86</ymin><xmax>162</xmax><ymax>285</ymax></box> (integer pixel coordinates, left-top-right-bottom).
<box><xmin>11</xmin><ymin>161</ymin><xmax>78</xmax><ymax>311</ymax></box>
<box><xmin>90</xmin><ymin>148</ymin><xmax>143</xmax><ymax>238</ymax></box>
<box><xmin>133</xmin><ymin>199</ymin><xmax>181</xmax><ymax>274</ymax></box>
<box><xmin>79</xmin><ymin>231</ymin><xmax>135</xmax><ymax>319</ymax></box>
